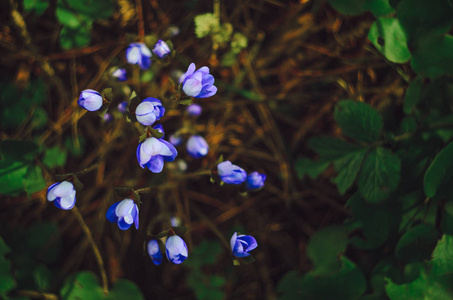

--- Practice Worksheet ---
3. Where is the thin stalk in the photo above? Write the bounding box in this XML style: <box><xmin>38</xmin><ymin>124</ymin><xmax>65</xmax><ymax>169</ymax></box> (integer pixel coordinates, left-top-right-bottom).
<box><xmin>72</xmin><ymin>206</ymin><xmax>109</xmax><ymax>295</ymax></box>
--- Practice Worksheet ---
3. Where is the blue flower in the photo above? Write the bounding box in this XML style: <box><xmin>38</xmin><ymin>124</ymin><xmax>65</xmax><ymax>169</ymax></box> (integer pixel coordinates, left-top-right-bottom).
<box><xmin>137</xmin><ymin>137</ymin><xmax>178</xmax><ymax>173</ymax></box>
<box><xmin>186</xmin><ymin>104</ymin><xmax>202</xmax><ymax>117</ymax></box>
<box><xmin>245</xmin><ymin>172</ymin><xmax>266</xmax><ymax>190</ymax></box>
<box><xmin>152</xmin><ymin>40</ymin><xmax>171</xmax><ymax>59</ymax></box>
<box><xmin>147</xmin><ymin>239</ymin><xmax>163</xmax><ymax>265</ymax></box>
<box><xmin>230</xmin><ymin>232</ymin><xmax>258</xmax><ymax>258</ymax></box>
<box><xmin>106</xmin><ymin>199</ymin><xmax>139</xmax><ymax>230</ymax></box>
<box><xmin>186</xmin><ymin>135</ymin><xmax>209</xmax><ymax>158</ymax></box>
<box><xmin>102</xmin><ymin>113</ymin><xmax>112</xmax><ymax>123</ymax></box>
<box><xmin>179</xmin><ymin>63</ymin><xmax>217</xmax><ymax>98</ymax></box>
<box><xmin>118</xmin><ymin>101</ymin><xmax>128</xmax><ymax>113</ymax></box>
<box><xmin>169</xmin><ymin>134</ymin><xmax>182</xmax><ymax>146</ymax></box>
<box><xmin>166</xmin><ymin>235</ymin><xmax>188</xmax><ymax>264</ymax></box>
<box><xmin>78</xmin><ymin>89</ymin><xmax>103</xmax><ymax>111</ymax></box>
<box><xmin>111</xmin><ymin>68</ymin><xmax>127</xmax><ymax>81</ymax></box>
<box><xmin>126</xmin><ymin>42</ymin><xmax>152</xmax><ymax>70</ymax></box>
<box><xmin>217</xmin><ymin>161</ymin><xmax>247</xmax><ymax>184</ymax></box>
<box><xmin>135</xmin><ymin>98</ymin><xmax>165</xmax><ymax>126</ymax></box>
<box><xmin>47</xmin><ymin>181</ymin><xmax>76</xmax><ymax>210</ymax></box>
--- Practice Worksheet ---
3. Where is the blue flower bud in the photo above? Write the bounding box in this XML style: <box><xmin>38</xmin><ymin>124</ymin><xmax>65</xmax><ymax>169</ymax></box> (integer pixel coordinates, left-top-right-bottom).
<box><xmin>152</xmin><ymin>40</ymin><xmax>171</xmax><ymax>59</ymax></box>
<box><xmin>135</xmin><ymin>98</ymin><xmax>165</xmax><ymax>126</ymax></box>
<box><xmin>106</xmin><ymin>199</ymin><xmax>139</xmax><ymax>230</ymax></box>
<box><xmin>245</xmin><ymin>172</ymin><xmax>266</xmax><ymax>190</ymax></box>
<box><xmin>179</xmin><ymin>63</ymin><xmax>217</xmax><ymax>98</ymax></box>
<box><xmin>169</xmin><ymin>134</ymin><xmax>182</xmax><ymax>146</ymax></box>
<box><xmin>166</xmin><ymin>235</ymin><xmax>188</xmax><ymax>264</ymax></box>
<box><xmin>230</xmin><ymin>232</ymin><xmax>258</xmax><ymax>258</ymax></box>
<box><xmin>111</xmin><ymin>68</ymin><xmax>127</xmax><ymax>81</ymax></box>
<box><xmin>217</xmin><ymin>161</ymin><xmax>247</xmax><ymax>184</ymax></box>
<box><xmin>137</xmin><ymin>137</ymin><xmax>178</xmax><ymax>173</ymax></box>
<box><xmin>118</xmin><ymin>101</ymin><xmax>128</xmax><ymax>113</ymax></box>
<box><xmin>126</xmin><ymin>42</ymin><xmax>152</xmax><ymax>70</ymax></box>
<box><xmin>186</xmin><ymin>135</ymin><xmax>209</xmax><ymax>158</ymax></box>
<box><xmin>147</xmin><ymin>239</ymin><xmax>163</xmax><ymax>265</ymax></box>
<box><xmin>78</xmin><ymin>89</ymin><xmax>103</xmax><ymax>111</ymax></box>
<box><xmin>186</xmin><ymin>104</ymin><xmax>202</xmax><ymax>117</ymax></box>
<box><xmin>47</xmin><ymin>181</ymin><xmax>76</xmax><ymax>210</ymax></box>
<box><xmin>102</xmin><ymin>113</ymin><xmax>112</xmax><ymax>122</ymax></box>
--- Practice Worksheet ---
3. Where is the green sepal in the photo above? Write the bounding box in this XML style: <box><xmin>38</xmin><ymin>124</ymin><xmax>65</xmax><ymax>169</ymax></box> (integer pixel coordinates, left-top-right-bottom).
<box><xmin>172</xmin><ymin>226</ymin><xmax>188</xmax><ymax>237</ymax></box>
<box><xmin>149</xmin><ymin>127</ymin><xmax>164</xmax><ymax>139</ymax></box>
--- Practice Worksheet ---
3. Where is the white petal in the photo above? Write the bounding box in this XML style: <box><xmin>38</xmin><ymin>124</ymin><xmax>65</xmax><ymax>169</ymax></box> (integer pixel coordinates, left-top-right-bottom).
<box><xmin>142</xmin><ymin>137</ymin><xmax>163</xmax><ymax>156</ymax></box>
<box><xmin>115</xmin><ymin>199</ymin><xmax>134</xmax><ymax>218</ymax></box>
<box><xmin>53</xmin><ymin>181</ymin><xmax>74</xmax><ymax>198</ymax></box>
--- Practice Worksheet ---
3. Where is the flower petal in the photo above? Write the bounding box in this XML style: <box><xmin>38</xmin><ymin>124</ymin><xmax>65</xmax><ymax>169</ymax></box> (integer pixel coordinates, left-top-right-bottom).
<box><xmin>146</xmin><ymin>155</ymin><xmax>164</xmax><ymax>173</ymax></box>
<box><xmin>54</xmin><ymin>190</ymin><xmax>76</xmax><ymax>210</ymax></box>
<box><xmin>106</xmin><ymin>202</ymin><xmax>120</xmax><ymax>223</ymax></box>
<box><xmin>115</xmin><ymin>199</ymin><xmax>134</xmax><ymax>218</ymax></box>
<box><xmin>47</xmin><ymin>182</ymin><xmax>60</xmax><ymax>201</ymax></box>
<box><xmin>182</xmin><ymin>78</ymin><xmax>202</xmax><ymax>97</ymax></box>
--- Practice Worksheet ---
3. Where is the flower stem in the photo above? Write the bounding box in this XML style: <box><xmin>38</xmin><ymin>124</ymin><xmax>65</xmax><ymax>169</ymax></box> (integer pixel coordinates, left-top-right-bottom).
<box><xmin>72</xmin><ymin>206</ymin><xmax>109</xmax><ymax>295</ymax></box>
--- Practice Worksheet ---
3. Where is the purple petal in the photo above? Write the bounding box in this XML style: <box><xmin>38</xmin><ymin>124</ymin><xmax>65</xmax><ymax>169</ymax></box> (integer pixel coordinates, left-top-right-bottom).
<box><xmin>146</xmin><ymin>155</ymin><xmax>164</xmax><ymax>173</ymax></box>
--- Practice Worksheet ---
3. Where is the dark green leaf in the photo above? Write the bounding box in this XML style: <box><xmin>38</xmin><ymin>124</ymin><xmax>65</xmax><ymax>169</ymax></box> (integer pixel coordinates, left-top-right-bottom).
<box><xmin>33</xmin><ymin>264</ymin><xmax>53</xmax><ymax>291</ymax></box>
<box><xmin>26</xmin><ymin>222</ymin><xmax>62</xmax><ymax>264</ymax></box>
<box><xmin>295</xmin><ymin>157</ymin><xmax>330</xmax><ymax>180</ymax></box>
<box><xmin>334</xmin><ymin>100</ymin><xmax>383</xmax><ymax>143</ymax></box>
<box><xmin>366</xmin><ymin>0</ymin><xmax>394</xmax><ymax>16</ymax></box>
<box><xmin>358</xmin><ymin>147</ymin><xmax>401</xmax><ymax>203</ymax></box>
<box><xmin>60</xmin><ymin>271</ymin><xmax>104</xmax><ymax>300</ymax></box>
<box><xmin>397</xmin><ymin>0</ymin><xmax>453</xmax><ymax>41</ymax></box>
<box><xmin>333</xmin><ymin>148</ymin><xmax>368</xmax><ymax>194</ymax></box>
<box><xmin>0</xmin><ymin>236</ymin><xmax>15</xmax><ymax>298</ymax></box>
<box><xmin>368</xmin><ymin>18</ymin><xmax>411</xmax><ymax>63</ymax></box>
<box><xmin>0</xmin><ymin>140</ymin><xmax>39</xmax><ymax>162</ymax></box>
<box><xmin>60</xmin><ymin>25</ymin><xmax>92</xmax><ymax>50</ymax></box>
<box><xmin>23</xmin><ymin>165</ymin><xmax>46</xmax><ymax>196</ymax></box>
<box><xmin>326</xmin><ymin>0</ymin><xmax>367</xmax><ymax>15</ymax></box>
<box><xmin>23</xmin><ymin>0</ymin><xmax>50</xmax><ymax>16</ymax></box>
<box><xmin>43</xmin><ymin>146</ymin><xmax>67</xmax><ymax>168</ymax></box>
<box><xmin>395</xmin><ymin>224</ymin><xmax>440</xmax><ymax>263</ymax></box>
<box><xmin>430</xmin><ymin>235</ymin><xmax>453</xmax><ymax>276</ymax></box>
<box><xmin>308</xmin><ymin>137</ymin><xmax>364</xmax><ymax>161</ymax></box>
<box><xmin>424</xmin><ymin>141</ymin><xmax>453</xmax><ymax>198</ymax></box>
<box><xmin>306</xmin><ymin>225</ymin><xmax>348</xmax><ymax>276</ymax></box>
<box><xmin>107</xmin><ymin>279</ymin><xmax>144</xmax><ymax>300</ymax></box>
<box><xmin>64</xmin><ymin>0</ymin><xmax>114</xmax><ymax>20</ymax></box>
<box><xmin>403</xmin><ymin>77</ymin><xmax>423</xmax><ymax>115</ymax></box>
<box><xmin>347</xmin><ymin>193</ymin><xmax>396</xmax><ymax>249</ymax></box>
<box><xmin>411</xmin><ymin>35</ymin><xmax>453</xmax><ymax>79</ymax></box>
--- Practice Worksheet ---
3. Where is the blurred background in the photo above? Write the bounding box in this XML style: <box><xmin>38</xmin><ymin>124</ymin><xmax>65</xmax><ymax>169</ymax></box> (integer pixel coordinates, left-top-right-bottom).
<box><xmin>0</xmin><ymin>0</ymin><xmax>406</xmax><ymax>299</ymax></box>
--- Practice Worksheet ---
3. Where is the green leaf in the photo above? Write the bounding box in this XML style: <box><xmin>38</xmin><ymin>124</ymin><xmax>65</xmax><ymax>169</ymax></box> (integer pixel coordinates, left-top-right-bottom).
<box><xmin>33</xmin><ymin>264</ymin><xmax>53</xmax><ymax>291</ymax></box>
<box><xmin>60</xmin><ymin>25</ymin><xmax>92</xmax><ymax>50</ymax></box>
<box><xmin>395</xmin><ymin>224</ymin><xmax>440</xmax><ymax>263</ymax></box>
<box><xmin>411</xmin><ymin>35</ymin><xmax>453</xmax><ymax>79</ymax></box>
<box><xmin>194</xmin><ymin>13</ymin><xmax>219</xmax><ymax>38</ymax></box>
<box><xmin>107</xmin><ymin>279</ymin><xmax>144</xmax><ymax>300</ymax></box>
<box><xmin>347</xmin><ymin>193</ymin><xmax>397</xmax><ymax>249</ymax></box>
<box><xmin>26</xmin><ymin>222</ymin><xmax>62</xmax><ymax>264</ymax></box>
<box><xmin>326</xmin><ymin>0</ymin><xmax>367</xmax><ymax>15</ymax></box>
<box><xmin>60</xmin><ymin>271</ymin><xmax>104</xmax><ymax>300</ymax></box>
<box><xmin>178</xmin><ymin>99</ymin><xmax>193</xmax><ymax>105</ymax></box>
<box><xmin>308</xmin><ymin>137</ymin><xmax>364</xmax><ymax>161</ymax></box>
<box><xmin>430</xmin><ymin>235</ymin><xmax>453</xmax><ymax>276</ymax></box>
<box><xmin>184</xmin><ymin>240</ymin><xmax>222</xmax><ymax>269</ymax></box>
<box><xmin>292</xmin><ymin>257</ymin><xmax>366</xmax><ymax>300</ymax></box>
<box><xmin>385</xmin><ymin>270</ymin><xmax>453</xmax><ymax>300</ymax></box>
<box><xmin>334</xmin><ymin>100</ymin><xmax>383</xmax><ymax>143</ymax></box>
<box><xmin>368</xmin><ymin>18</ymin><xmax>411</xmax><ymax>63</ymax></box>
<box><xmin>0</xmin><ymin>236</ymin><xmax>15</xmax><ymax>298</ymax></box>
<box><xmin>23</xmin><ymin>165</ymin><xmax>46</xmax><ymax>196</ymax></box>
<box><xmin>366</xmin><ymin>0</ymin><xmax>395</xmax><ymax>16</ymax></box>
<box><xmin>23</xmin><ymin>0</ymin><xmax>50</xmax><ymax>16</ymax></box>
<box><xmin>397</xmin><ymin>0</ymin><xmax>453</xmax><ymax>41</ymax></box>
<box><xmin>357</xmin><ymin>147</ymin><xmax>401</xmax><ymax>203</ymax></box>
<box><xmin>295</xmin><ymin>157</ymin><xmax>330</xmax><ymax>180</ymax></box>
<box><xmin>440</xmin><ymin>202</ymin><xmax>453</xmax><ymax>235</ymax></box>
<box><xmin>43</xmin><ymin>146</ymin><xmax>67</xmax><ymax>168</ymax></box>
<box><xmin>65</xmin><ymin>0</ymin><xmax>114</xmax><ymax>20</ymax></box>
<box><xmin>333</xmin><ymin>148</ymin><xmax>368</xmax><ymax>194</ymax></box>
<box><xmin>306</xmin><ymin>225</ymin><xmax>349</xmax><ymax>276</ymax></box>
<box><xmin>403</xmin><ymin>77</ymin><xmax>423</xmax><ymax>115</ymax></box>
<box><xmin>424</xmin><ymin>141</ymin><xmax>453</xmax><ymax>198</ymax></box>
<box><xmin>0</xmin><ymin>140</ymin><xmax>39</xmax><ymax>162</ymax></box>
